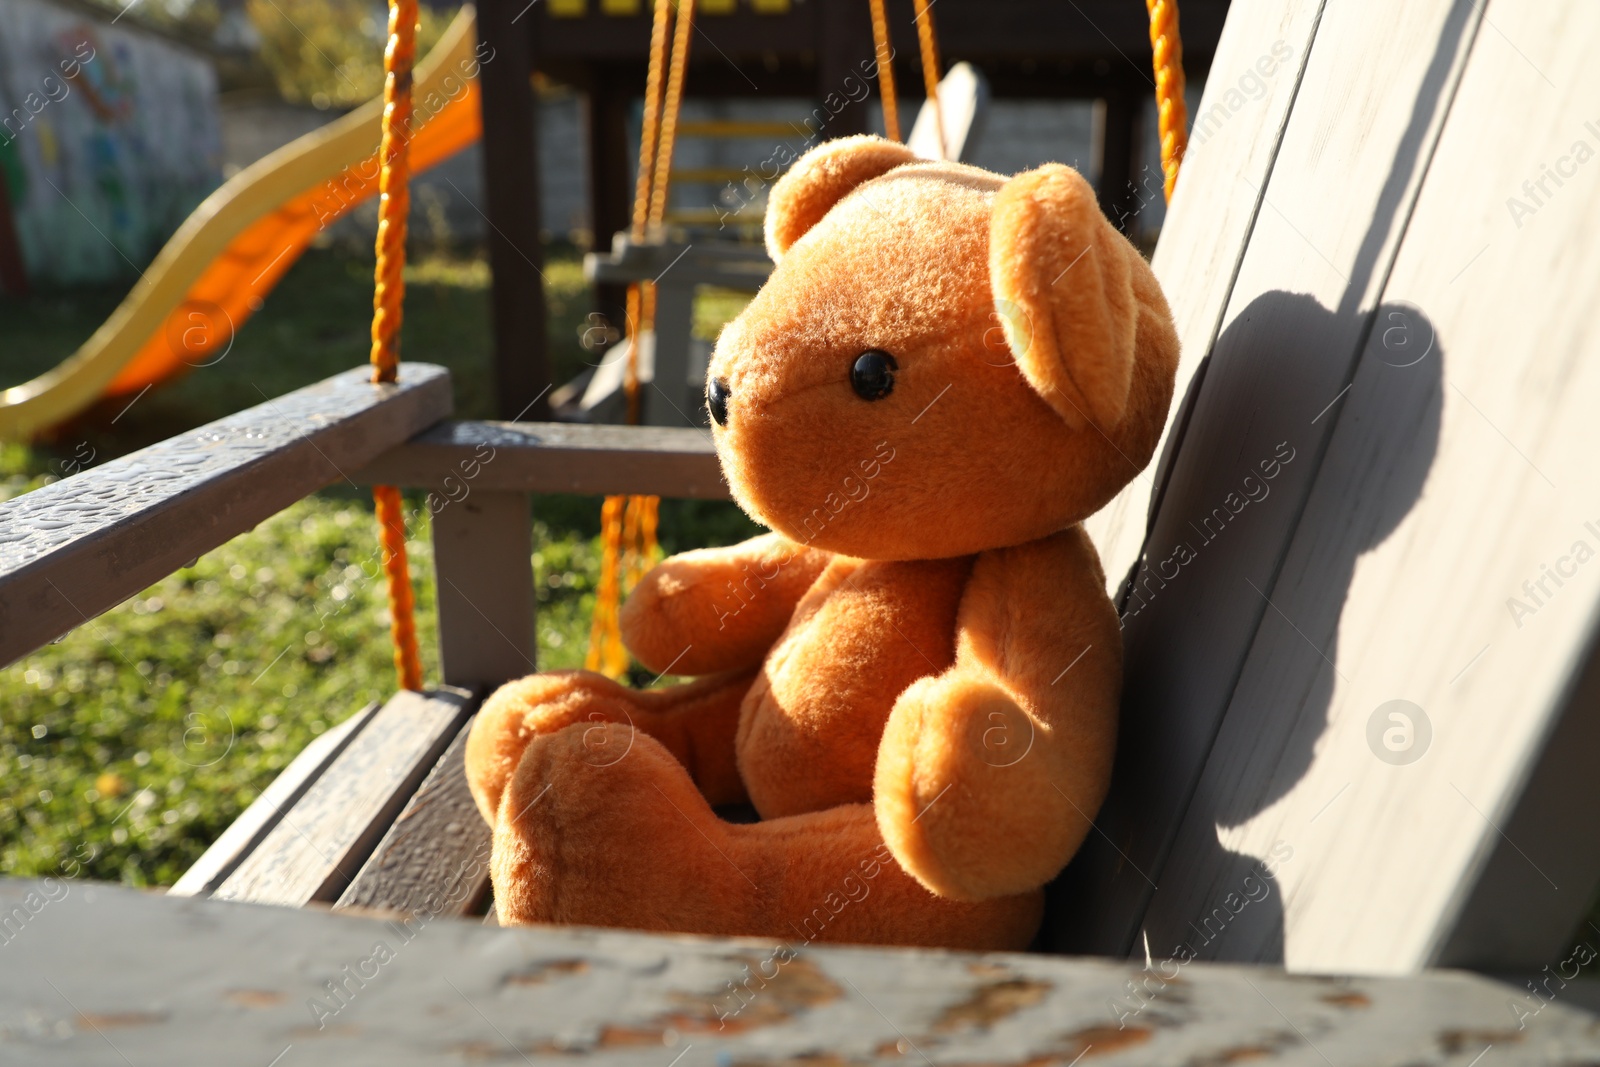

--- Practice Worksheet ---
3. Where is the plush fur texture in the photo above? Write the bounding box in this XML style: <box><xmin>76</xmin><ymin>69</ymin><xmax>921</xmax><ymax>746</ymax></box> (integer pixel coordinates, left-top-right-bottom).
<box><xmin>464</xmin><ymin>134</ymin><xmax>1179</xmax><ymax>950</ymax></box>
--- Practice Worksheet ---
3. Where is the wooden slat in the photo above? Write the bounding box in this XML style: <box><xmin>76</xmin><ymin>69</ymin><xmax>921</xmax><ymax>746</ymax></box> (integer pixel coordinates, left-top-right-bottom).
<box><xmin>353</xmin><ymin>420</ymin><xmax>728</xmax><ymax>499</ymax></box>
<box><xmin>585</xmin><ymin>237</ymin><xmax>772</xmax><ymax>291</ymax></box>
<box><xmin>6</xmin><ymin>877</ymin><xmax>1600</xmax><ymax>1064</ymax></box>
<box><xmin>1084</xmin><ymin>0</ymin><xmax>1325</xmax><ymax>584</ymax></box>
<box><xmin>432</xmin><ymin>491</ymin><xmax>537</xmax><ymax>691</ymax></box>
<box><xmin>1143</xmin><ymin>0</ymin><xmax>1600</xmax><ymax>973</ymax></box>
<box><xmin>1054</xmin><ymin>0</ymin><xmax>1485</xmax><ymax>956</ymax></box>
<box><xmin>334</xmin><ymin>714</ymin><xmax>491</xmax><ymax>918</ymax></box>
<box><xmin>168</xmin><ymin>702</ymin><xmax>380</xmax><ymax>897</ymax></box>
<box><xmin>0</xmin><ymin>363</ymin><xmax>451</xmax><ymax>668</ymax></box>
<box><xmin>213</xmin><ymin>687</ymin><xmax>474</xmax><ymax>907</ymax></box>
<box><xmin>674</xmin><ymin>119</ymin><xmax>806</xmax><ymax>137</ymax></box>
<box><xmin>648</xmin><ymin>278</ymin><xmax>701</xmax><ymax>427</ymax></box>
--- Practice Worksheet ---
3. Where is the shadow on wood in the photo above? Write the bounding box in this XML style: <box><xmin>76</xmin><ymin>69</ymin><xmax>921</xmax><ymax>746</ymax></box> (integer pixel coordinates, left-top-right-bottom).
<box><xmin>1154</xmin><ymin>294</ymin><xmax>1442</xmax><ymax>964</ymax></box>
<box><xmin>1049</xmin><ymin>0</ymin><xmax>1485</xmax><ymax>963</ymax></box>
<box><xmin>1050</xmin><ymin>292</ymin><xmax>1444</xmax><ymax>965</ymax></box>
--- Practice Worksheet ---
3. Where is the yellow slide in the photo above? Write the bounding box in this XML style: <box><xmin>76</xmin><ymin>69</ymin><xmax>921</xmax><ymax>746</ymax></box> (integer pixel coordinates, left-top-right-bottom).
<box><xmin>0</xmin><ymin>7</ymin><xmax>486</xmax><ymax>440</ymax></box>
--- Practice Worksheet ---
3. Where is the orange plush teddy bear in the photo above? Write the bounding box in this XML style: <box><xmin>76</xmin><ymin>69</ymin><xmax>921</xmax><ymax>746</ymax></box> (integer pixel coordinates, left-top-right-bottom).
<box><xmin>465</xmin><ymin>135</ymin><xmax>1179</xmax><ymax>951</ymax></box>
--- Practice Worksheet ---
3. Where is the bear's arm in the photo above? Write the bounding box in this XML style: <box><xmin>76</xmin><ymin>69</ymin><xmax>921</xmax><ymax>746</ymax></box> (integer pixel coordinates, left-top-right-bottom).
<box><xmin>872</xmin><ymin>524</ymin><xmax>1124</xmax><ymax>901</ymax></box>
<box><xmin>620</xmin><ymin>532</ymin><xmax>834</xmax><ymax>677</ymax></box>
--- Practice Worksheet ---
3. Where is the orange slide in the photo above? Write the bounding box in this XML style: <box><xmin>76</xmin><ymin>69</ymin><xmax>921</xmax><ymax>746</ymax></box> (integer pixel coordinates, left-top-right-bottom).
<box><xmin>0</xmin><ymin>7</ymin><xmax>485</xmax><ymax>440</ymax></box>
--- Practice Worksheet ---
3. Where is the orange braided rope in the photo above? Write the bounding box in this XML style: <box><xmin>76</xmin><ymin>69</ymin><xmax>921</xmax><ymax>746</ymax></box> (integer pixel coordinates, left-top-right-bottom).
<box><xmin>370</xmin><ymin>0</ymin><xmax>423</xmax><ymax>691</ymax></box>
<box><xmin>630</xmin><ymin>0</ymin><xmax>673</xmax><ymax>243</ymax></box>
<box><xmin>1147</xmin><ymin>0</ymin><xmax>1188</xmax><ymax>201</ymax></box>
<box><xmin>910</xmin><ymin>0</ymin><xmax>944</xmax><ymax>159</ymax></box>
<box><xmin>636</xmin><ymin>0</ymin><xmax>697</xmax><ymax>381</ymax></box>
<box><xmin>587</xmin><ymin>495</ymin><xmax>629</xmax><ymax>677</ymax></box>
<box><xmin>622</xmin><ymin>494</ymin><xmax>660</xmax><ymax>592</ymax></box>
<box><xmin>649</xmin><ymin>0</ymin><xmax>696</xmax><ymax>235</ymax></box>
<box><xmin>588</xmin><ymin>0</ymin><xmax>687</xmax><ymax>678</ymax></box>
<box><xmin>373</xmin><ymin>485</ymin><xmax>421</xmax><ymax>688</ymax></box>
<box><xmin>620</xmin><ymin>0</ymin><xmax>673</xmax><ymax>427</ymax></box>
<box><xmin>867</xmin><ymin>0</ymin><xmax>901</xmax><ymax>141</ymax></box>
<box><xmin>623</xmin><ymin>284</ymin><xmax>645</xmax><ymax>425</ymax></box>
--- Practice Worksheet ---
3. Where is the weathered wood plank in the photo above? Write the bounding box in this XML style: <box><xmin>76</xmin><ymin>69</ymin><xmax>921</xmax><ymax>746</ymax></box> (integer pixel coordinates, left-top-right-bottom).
<box><xmin>3</xmin><ymin>878</ymin><xmax>1598</xmax><ymax>1064</ymax></box>
<box><xmin>1084</xmin><ymin>0</ymin><xmax>1324</xmax><ymax>585</ymax></box>
<box><xmin>334</xmin><ymin>713</ymin><xmax>491</xmax><ymax>919</ymax></box>
<box><xmin>1142</xmin><ymin>0</ymin><xmax>1600</xmax><ymax>973</ymax></box>
<box><xmin>352</xmin><ymin>420</ymin><xmax>729</xmax><ymax>499</ymax></box>
<box><xmin>0</xmin><ymin>363</ymin><xmax>452</xmax><ymax>668</ymax></box>
<box><xmin>168</xmin><ymin>702</ymin><xmax>381</xmax><ymax>898</ymax></box>
<box><xmin>649</xmin><ymin>278</ymin><xmax>703</xmax><ymax>428</ymax></box>
<box><xmin>213</xmin><ymin>687</ymin><xmax>473</xmax><ymax>907</ymax></box>
<box><xmin>585</xmin><ymin>236</ymin><xmax>772</xmax><ymax>291</ymax></box>
<box><xmin>1054</xmin><ymin>0</ymin><xmax>1486</xmax><ymax>956</ymax></box>
<box><xmin>432</xmin><ymin>491</ymin><xmax>536</xmax><ymax>691</ymax></box>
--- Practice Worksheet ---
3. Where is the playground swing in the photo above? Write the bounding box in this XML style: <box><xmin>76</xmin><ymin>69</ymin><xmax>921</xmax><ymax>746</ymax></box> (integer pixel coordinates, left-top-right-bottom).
<box><xmin>10</xmin><ymin>0</ymin><xmax>1600</xmax><ymax>1043</ymax></box>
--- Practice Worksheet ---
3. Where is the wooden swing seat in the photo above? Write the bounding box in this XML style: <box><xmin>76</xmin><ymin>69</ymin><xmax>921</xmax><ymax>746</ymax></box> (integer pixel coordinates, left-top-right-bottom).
<box><xmin>6</xmin><ymin>0</ymin><xmax>1600</xmax><ymax>1055</ymax></box>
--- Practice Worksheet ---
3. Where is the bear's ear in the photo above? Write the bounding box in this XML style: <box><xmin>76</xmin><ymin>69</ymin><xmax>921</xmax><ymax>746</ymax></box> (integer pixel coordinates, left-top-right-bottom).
<box><xmin>765</xmin><ymin>135</ymin><xmax>919</xmax><ymax>262</ymax></box>
<box><xmin>989</xmin><ymin>164</ymin><xmax>1139</xmax><ymax>430</ymax></box>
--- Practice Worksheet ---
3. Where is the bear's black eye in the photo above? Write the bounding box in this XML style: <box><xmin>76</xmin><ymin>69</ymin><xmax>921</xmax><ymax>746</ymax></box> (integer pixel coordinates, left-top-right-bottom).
<box><xmin>851</xmin><ymin>350</ymin><xmax>898</xmax><ymax>401</ymax></box>
<box><xmin>707</xmin><ymin>376</ymin><xmax>730</xmax><ymax>426</ymax></box>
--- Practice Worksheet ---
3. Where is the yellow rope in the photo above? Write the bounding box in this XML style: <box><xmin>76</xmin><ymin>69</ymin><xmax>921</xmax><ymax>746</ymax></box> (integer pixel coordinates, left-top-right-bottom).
<box><xmin>1147</xmin><ymin>0</ymin><xmax>1188</xmax><ymax>201</ymax></box>
<box><xmin>649</xmin><ymin>0</ymin><xmax>697</xmax><ymax>235</ymax></box>
<box><xmin>867</xmin><ymin>0</ymin><xmax>900</xmax><ymax>141</ymax></box>
<box><xmin>619</xmin><ymin>0</ymin><xmax>672</xmax><ymax>428</ymax></box>
<box><xmin>587</xmin><ymin>495</ymin><xmax>629</xmax><ymax>677</ymax></box>
<box><xmin>623</xmin><ymin>494</ymin><xmax>660</xmax><ymax>591</ymax></box>
<box><xmin>371</xmin><ymin>0</ymin><xmax>422</xmax><ymax>691</ymax></box>
<box><xmin>589</xmin><ymin>0</ymin><xmax>692</xmax><ymax>677</ymax></box>
<box><xmin>629</xmin><ymin>0</ymin><xmax>674</xmax><ymax>242</ymax></box>
<box><xmin>910</xmin><ymin>0</ymin><xmax>944</xmax><ymax>159</ymax></box>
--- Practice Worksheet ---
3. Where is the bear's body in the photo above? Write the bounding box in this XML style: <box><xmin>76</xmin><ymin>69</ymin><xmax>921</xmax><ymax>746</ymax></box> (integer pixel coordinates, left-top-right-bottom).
<box><xmin>740</xmin><ymin>552</ymin><xmax>972</xmax><ymax>817</ymax></box>
<box><xmin>465</xmin><ymin>137</ymin><xmax>1178</xmax><ymax>951</ymax></box>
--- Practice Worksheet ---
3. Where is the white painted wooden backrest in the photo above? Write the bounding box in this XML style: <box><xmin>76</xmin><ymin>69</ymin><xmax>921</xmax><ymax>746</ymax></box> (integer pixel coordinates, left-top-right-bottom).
<box><xmin>1061</xmin><ymin>0</ymin><xmax>1600</xmax><ymax>974</ymax></box>
<box><xmin>907</xmin><ymin>62</ymin><xmax>990</xmax><ymax>163</ymax></box>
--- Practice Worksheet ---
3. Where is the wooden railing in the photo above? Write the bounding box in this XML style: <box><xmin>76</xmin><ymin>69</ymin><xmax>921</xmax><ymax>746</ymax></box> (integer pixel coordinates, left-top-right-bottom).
<box><xmin>0</xmin><ymin>363</ymin><xmax>729</xmax><ymax>927</ymax></box>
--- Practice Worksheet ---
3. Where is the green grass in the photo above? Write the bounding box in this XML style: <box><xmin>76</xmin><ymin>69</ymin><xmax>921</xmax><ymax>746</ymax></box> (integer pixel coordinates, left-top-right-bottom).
<box><xmin>0</xmin><ymin>239</ymin><xmax>757</xmax><ymax>886</ymax></box>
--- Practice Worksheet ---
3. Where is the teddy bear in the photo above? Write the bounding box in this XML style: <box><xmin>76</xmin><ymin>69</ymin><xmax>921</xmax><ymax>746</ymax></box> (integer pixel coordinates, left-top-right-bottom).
<box><xmin>464</xmin><ymin>134</ymin><xmax>1179</xmax><ymax>951</ymax></box>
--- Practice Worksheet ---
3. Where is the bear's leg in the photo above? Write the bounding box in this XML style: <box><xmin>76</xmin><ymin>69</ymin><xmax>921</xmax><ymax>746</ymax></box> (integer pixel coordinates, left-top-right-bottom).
<box><xmin>465</xmin><ymin>669</ymin><xmax>755</xmax><ymax>825</ymax></box>
<box><xmin>491</xmin><ymin>723</ymin><xmax>1042</xmax><ymax>951</ymax></box>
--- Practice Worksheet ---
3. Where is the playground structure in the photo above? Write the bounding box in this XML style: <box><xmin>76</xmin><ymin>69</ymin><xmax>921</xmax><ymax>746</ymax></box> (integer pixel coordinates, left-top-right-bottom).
<box><xmin>0</xmin><ymin>9</ymin><xmax>483</xmax><ymax>441</ymax></box>
<box><xmin>403</xmin><ymin>0</ymin><xmax>1230</xmax><ymax>420</ymax></box>
<box><xmin>0</xmin><ymin>0</ymin><xmax>1230</xmax><ymax>439</ymax></box>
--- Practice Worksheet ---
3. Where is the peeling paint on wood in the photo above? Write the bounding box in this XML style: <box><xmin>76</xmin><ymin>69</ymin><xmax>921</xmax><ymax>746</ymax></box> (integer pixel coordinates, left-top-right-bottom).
<box><xmin>0</xmin><ymin>880</ymin><xmax>1595</xmax><ymax>1065</ymax></box>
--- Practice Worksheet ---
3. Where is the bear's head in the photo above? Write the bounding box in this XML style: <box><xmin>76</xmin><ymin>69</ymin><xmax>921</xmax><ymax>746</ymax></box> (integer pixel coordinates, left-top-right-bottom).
<box><xmin>707</xmin><ymin>135</ymin><xmax>1180</xmax><ymax>561</ymax></box>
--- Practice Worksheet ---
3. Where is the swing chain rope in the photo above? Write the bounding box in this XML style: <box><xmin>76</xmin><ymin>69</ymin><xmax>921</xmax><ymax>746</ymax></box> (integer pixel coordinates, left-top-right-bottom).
<box><xmin>588</xmin><ymin>0</ymin><xmax>692</xmax><ymax>678</ymax></box>
<box><xmin>1147</xmin><ymin>0</ymin><xmax>1188</xmax><ymax>202</ymax></box>
<box><xmin>910</xmin><ymin>0</ymin><xmax>945</xmax><ymax>158</ymax></box>
<box><xmin>621</xmin><ymin>0</ymin><xmax>675</xmax><ymax>426</ymax></box>
<box><xmin>650</xmin><ymin>0</ymin><xmax>697</xmax><ymax>235</ymax></box>
<box><xmin>867</xmin><ymin>0</ymin><xmax>900</xmax><ymax>142</ymax></box>
<box><xmin>371</xmin><ymin>0</ymin><xmax>423</xmax><ymax>691</ymax></box>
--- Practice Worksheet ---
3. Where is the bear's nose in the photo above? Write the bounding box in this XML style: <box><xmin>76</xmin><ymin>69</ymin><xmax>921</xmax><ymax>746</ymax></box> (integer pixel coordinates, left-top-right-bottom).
<box><xmin>707</xmin><ymin>376</ymin><xmax>731</xmax><ymax>427</ymax></box>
